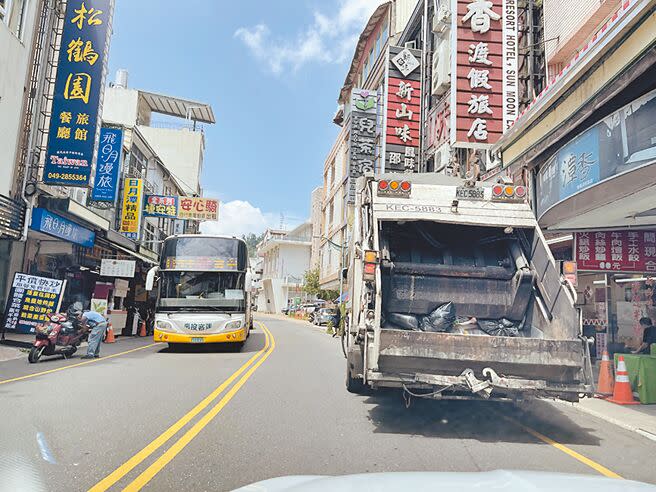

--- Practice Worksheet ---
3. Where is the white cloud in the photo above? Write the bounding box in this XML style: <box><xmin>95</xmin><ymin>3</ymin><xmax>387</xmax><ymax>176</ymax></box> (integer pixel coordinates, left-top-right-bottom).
<box><xmin>235</xmin><ymin>0</ymin><xmax>384</xmax><ymax>74</ymax></box>
<box><xmin>199</xmin><ymin>200</ymin><xmax>302</xmax><ymax>237</ymax></box>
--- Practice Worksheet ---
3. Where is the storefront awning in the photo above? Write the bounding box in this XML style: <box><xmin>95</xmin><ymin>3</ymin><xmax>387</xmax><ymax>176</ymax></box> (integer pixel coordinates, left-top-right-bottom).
<box><xmin>98</xmin><ymin>238</ymin><xmax>158</xmax><ymax>265</ymax></box>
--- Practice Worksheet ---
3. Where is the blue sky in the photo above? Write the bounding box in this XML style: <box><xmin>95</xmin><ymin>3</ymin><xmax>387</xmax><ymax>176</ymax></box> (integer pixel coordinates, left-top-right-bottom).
<box><xmin>107</xmin><ymin>0</ymin><xmax>382</xmax><ymax>235</ymax></box>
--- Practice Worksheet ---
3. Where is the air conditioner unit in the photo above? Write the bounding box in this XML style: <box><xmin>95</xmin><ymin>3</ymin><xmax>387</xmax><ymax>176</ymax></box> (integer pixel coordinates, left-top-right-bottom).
<box><xmin>431</xmin><ymin>39</ymin><xmax>450</xmax><ymax>96</ymax></box>
<box><xmin>70</xmin><ymin>187</ymin><xmax>87</xmax><ymax>205</ymax></box>
<box><xmin>433</xmin><ymin>145</ymin><xmax>451</xmax><ymax>173</ymax></box>
<box><xmin>432</xmin><ymin>2</ymin><xmax>451</xmax><ymax>34</ymax></box>
<box><xmin>404</xmin><ymin>40</ymin><xmax>417</xmax><ymax>49</ymax></box>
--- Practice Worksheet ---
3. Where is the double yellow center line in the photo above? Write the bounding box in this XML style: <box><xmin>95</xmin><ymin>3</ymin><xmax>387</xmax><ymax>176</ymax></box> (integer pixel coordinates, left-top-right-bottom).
<box><xmin>90</xmin><ymin>322</ymin><xmax>275</xmax><ymax>491</ymax></box>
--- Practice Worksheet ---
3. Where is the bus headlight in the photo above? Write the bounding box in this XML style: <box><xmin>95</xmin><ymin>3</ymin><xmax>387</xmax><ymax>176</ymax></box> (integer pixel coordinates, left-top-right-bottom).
<box><xmin>225</xmin><ymin>320</ymin><xmax>242</xmax><ymax>331</ymax></box>
<box><xmin>156</xmin><ymin>320</ymin><xmax>174</xmax><ymax>332</ymax></box>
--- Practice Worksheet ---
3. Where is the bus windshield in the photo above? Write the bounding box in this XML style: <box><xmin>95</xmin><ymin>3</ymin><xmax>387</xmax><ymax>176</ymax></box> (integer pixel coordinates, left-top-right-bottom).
<box><xmin>159</xmin><ymin>271</ymin><xmax>245</xmax><ymax>311</ymax></box>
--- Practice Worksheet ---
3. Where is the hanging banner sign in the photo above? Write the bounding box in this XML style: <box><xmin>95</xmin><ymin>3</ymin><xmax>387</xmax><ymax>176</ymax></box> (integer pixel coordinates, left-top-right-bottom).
<box><xmin>30</xmin><ymin>207</ymin><xmax>95</xmax><ymax>247</ymax></box>
<box><xmin>177</xmin><ymin>197</ymin><xmax>218</xmax><ymax>220</ymax></box>
<box><xmin>143</xmin><ymin>195</ymin><xmax>179</xmax><ymax>218</ymax></box>
<box><xmin>91</xmin><ymin>127</ymin><xmax>123</xmax><ymax>202</ymax></box>
<box><xmin>575</xmin><ymin>230</ymin><xmax>656</xmax><ymax>273</ymax></box>
<box><xmin>43</xmin><ymin>0</ymin><xmax>114</xmax><ymax>186</ymax></box>
<box><xmin>3</xmin><ymin>273</ymin><xmax>66</xmax><ymax>334</ymax></box>
<box><xmin>119</xmin><ymin>178</ymin><xmax>143</xmax><ymax>239</ymax></box>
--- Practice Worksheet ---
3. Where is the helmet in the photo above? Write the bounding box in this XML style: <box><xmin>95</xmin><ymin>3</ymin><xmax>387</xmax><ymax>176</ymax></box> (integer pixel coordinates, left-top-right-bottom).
<box><xmin>67</xmin><ymin>304</ymin><xmax>83</xmax><ymax>319</ymax></box>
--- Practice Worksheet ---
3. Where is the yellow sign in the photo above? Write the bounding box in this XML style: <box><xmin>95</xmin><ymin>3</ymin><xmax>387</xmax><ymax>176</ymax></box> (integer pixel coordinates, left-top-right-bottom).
<box><xmin>177</xmin><ymin>197</ymin><xmax>219</xmax><ymax>220</ymax></box>
<box><xmin>119</xmin><ymin>178</ymin><xmax>143</xmax><ymax>237</ymax></box>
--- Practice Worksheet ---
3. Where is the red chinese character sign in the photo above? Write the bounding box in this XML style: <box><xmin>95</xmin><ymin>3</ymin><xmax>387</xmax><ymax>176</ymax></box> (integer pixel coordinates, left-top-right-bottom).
<box><xmin>450</xmin><ymin>0</ymin><xmax>518</xmax><ymax>147</ymax></box>
<box><xmin>383</xmin><ymin>46</ymin><xmax>422</xmax><ymax>173</ymax></box>
<box><xmin>575</xmin><ymin>231</ymin><xmax>656</xmax><ymax>273</ymax></box>
<box><xmin>177</xmin><ymin>198</ymin><xmax>219</xmax><ymax>221</ymax></box>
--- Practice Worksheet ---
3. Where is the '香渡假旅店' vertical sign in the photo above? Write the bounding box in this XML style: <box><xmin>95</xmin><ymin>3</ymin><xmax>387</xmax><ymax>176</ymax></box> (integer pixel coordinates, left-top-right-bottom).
<box><xmin>43</xmin><ymin>0</ymin><xmax>114</xmax><ymax>186</ymax></box>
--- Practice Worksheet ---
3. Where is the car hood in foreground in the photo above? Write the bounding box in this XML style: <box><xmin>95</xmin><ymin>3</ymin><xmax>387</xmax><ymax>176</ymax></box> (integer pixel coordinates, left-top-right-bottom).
<box><xmin>232</xmin><ymin>470</ymin><xmax>654</xmax><ymax>491</ymax></box>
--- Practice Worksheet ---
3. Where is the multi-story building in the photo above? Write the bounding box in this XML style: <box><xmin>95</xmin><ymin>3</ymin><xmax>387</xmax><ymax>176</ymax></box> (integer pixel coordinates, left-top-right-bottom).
<box><xmin>492</xmin><ymin>0</ymin><xmax>656</xmax><ymax>352</ymax></box>
<box><xmin>0</xmin><ymin>0</ymin><xmax>215</xmax><ymax>338</ymax></box>
<box><xmin>257</xmin><ymin>223</ymin><xmax>312</xmax><ymax>313</ymax></box>
<box><xmin>319</xmin><ymin>0</ymin><xmax>415</xmax><ymax>291</ymax></box>
<box><xmin>0</xmin><ymin>0</ymin><xmax>43</xmax><ymax>305</ymax></box>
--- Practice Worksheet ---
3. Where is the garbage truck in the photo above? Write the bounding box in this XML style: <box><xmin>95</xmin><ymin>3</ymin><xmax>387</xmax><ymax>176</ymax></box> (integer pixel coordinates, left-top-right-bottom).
<box><xmin>344</xmin><ymin>173</ymin><xmax>594</xmax><ymax>402</ymax></box>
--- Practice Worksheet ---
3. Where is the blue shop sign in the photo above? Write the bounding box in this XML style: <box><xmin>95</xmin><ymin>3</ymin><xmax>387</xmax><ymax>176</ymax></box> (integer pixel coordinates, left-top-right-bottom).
<box><xmin>536</xmin><ymin>88</ymin><xmax>656</xmax><ymax>217</ymax></box>
<box><xmin>30</xmin><ymin>208</ymin><xmax>95</xmax><ymax>248</ymax></box>
<box><xmin>91</xmin><ymin>127</ymin><xmax>123</xmax><ymax>202</ymax></box>
<box><xmin>43</xmin><ymin>0</ymin><xmax>113</xmax><ymax>187</ymax></box>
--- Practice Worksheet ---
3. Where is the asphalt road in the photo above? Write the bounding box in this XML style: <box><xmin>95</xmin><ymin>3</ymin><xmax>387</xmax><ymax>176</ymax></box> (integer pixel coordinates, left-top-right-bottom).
<box><xmin>0</xmin><ymin>315</ymin><xmax>654</xmax><ymax>491</ymax></box>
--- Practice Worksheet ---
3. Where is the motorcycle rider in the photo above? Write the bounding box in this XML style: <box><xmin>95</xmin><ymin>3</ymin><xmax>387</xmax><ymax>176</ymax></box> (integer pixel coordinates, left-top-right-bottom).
<box><xmin>78</xmin><ymin>309</ymin><xmax>108</xmax><ymax>359</ymax></box>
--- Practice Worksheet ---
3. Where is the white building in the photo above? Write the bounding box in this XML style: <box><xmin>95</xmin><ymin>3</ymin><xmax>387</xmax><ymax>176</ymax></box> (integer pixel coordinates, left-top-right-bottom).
<box><xmin>257</xmin><ymin>223</ymin><xmax>312</xmax><ymax>313</ymax></box>
<box><xmin>310</xmin><ymin>186</ymin><xmax>323</xmax><ymax>269</ymax></box>
<box><xmin>102</xmin><ymin>71</ymin><xmax>213</xmax><ymax>196</ymax></box>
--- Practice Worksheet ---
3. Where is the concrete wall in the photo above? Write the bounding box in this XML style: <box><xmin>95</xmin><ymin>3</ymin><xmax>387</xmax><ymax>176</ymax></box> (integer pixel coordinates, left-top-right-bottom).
<box><xmin>137</xmin><ymin>126</ymin><xmax>204</xmax><ymax>195</ymax></box>
<box><xmin>0</xmin><ymin>0</ymin><xmax>40</xmax><ymax>196</ymax></box>
<box><xmin>543</xmin><ymin>0</ymin><xmax>620</xmax><ymax>72</ymax></box>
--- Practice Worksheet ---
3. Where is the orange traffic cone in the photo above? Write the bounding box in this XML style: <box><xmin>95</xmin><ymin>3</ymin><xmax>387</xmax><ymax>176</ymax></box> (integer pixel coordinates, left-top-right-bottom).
<box><xmin>139</xmin><ymin>320</ymin><xmax>147</xmax><ymax>337</ymax></box>
<box><xmin>595</xmin><ymin>350</ymin><xmax>614</xmax><ymax>397</ymax></box>
<box><xmin>607</xmin><ymin>355</ymin><xmax>639</xmax><ymax>405</ymax></box>
<box><xmin>105</xmin><ymin>324</ymin><xmax>116</xmax><ymax>343</ymax></box>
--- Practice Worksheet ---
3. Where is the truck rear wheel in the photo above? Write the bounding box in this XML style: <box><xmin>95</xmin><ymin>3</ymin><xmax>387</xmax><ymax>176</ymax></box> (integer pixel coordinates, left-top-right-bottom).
<box><xmin>346</xmin><ymin>365</ymin><xmax>366</xmax><ymax>394</ymax></box>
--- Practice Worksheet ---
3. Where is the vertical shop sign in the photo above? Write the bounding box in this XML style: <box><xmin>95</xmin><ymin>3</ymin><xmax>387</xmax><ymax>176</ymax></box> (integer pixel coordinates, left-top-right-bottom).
<box><xmin>3</xmin><ymin>273</ymin><xmax>66</xmax><ymax>334</ymax></box>
<box><xmin>451</xmin><ymin>0</ymin><xmax>517</xmax><ymax>146</ymax></box>
<box><xmin>384</xmin><ymin>46</ymin><xmax>422</xmax><ymax>173</ymax></box>
<box><xmin>119</xmin><ymin>178</ymin><xmax>143</xmax><ymax>240</ymax></box>
<box><xmin>575</xmin><ymin>230</ymin><xmax>656</xmax><ymax>272</ymax></box>
<box><xmin>348</xmin><ymin>89</ymin><xmax>378</xmax><ymax>203</ymax></box>
<box><xmin>43</xmin><ymin>0</ymin><xmax>114</xmax><ymax>186</ymax></box>
<box><xmin>91</xmin><ymin>127</ymin><xmax>122</xmax><ymax>202</ymax></box>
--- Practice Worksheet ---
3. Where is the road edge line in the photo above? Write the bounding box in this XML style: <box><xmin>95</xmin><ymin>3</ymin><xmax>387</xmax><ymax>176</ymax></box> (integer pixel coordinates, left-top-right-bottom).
<box><xmin>503</xmin><ymin>415</ymin><xmax>623</xmax><ymax>479</ymax></box>
<box><xmin>89</xmin><ymin>324</ymin><xmax>270</xmax><ymax>492</ymax></box>
<box><xmin>122</xmin><ymin>323</ymin><xmax>276</xmax><ymax>491</ymax></box>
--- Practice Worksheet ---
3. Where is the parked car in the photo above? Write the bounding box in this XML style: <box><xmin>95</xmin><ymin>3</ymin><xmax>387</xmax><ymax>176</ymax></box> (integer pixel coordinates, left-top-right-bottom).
<box><xmin>313</xmin><ymin>307</ymin><xmax>340</xmax><ymax>326</ymax></box>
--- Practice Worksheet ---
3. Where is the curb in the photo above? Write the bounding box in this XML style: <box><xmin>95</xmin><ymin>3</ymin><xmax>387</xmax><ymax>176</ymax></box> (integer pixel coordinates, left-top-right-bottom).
<box><xmin>552</xmin><ymin>399</ymin><xmax>656</xmax><ymax>442</ymax></box>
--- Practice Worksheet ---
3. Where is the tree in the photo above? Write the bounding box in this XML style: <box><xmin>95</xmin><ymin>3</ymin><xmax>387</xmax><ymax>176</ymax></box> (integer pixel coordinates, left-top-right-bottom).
<box><xmin>242</xmin><ymin>232</ymin><xmax>265</xmax><ymax>258</ymax></box>
<box><xmin>302</xmin><ymin>268</ymin><xmax>321</xmax><ymax>297</ymax></box>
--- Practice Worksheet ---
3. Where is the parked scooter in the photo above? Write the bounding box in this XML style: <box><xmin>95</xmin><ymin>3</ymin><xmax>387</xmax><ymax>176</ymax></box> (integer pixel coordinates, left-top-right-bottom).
<box><xmin>28</xmin><ymin>310</ymin><xmax>88</xmax><ymax>363</ymax></box>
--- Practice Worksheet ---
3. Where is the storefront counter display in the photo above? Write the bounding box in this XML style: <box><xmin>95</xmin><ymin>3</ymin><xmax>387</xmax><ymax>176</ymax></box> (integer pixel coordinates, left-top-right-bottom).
<box><xmin>614</xmin><ymin>353</ymin><xmax>656</xmax><ymax>404</ymax></box>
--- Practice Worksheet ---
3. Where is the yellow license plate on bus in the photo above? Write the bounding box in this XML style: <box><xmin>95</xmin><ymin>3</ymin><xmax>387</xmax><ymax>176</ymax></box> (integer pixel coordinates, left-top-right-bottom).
<box><xmin>190</xmin><ymin>337</ymin><xmax>205</xmax><ymax>343</ymax></box>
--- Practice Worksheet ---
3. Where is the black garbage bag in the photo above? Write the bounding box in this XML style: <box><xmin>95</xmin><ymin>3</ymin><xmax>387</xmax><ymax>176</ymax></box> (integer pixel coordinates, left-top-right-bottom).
<box><xmin>387</xmin><ymin>312</ymin><xmax>420</xmax><ymax>330</ymax></box>
<box><xmin>477</xmin><ymin>318</ymin><xmax>520</xmax><ymax>337</ymax></box>
<box><xmin>420</xmin><ymin>302</ymin><xmax>456</xmax><ymax>332</ymax></box>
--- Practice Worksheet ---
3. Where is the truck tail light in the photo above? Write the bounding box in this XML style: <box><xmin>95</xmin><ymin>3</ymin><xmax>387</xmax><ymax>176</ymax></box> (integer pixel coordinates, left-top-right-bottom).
<box><xmin>491</xmin><ymin>184</ymin><xmax>527</xmax><ymax>202</ymax></box>
<box><xmin>363</xmin><ymin>262</ymin><xmax>376</xmax><ymax>281</ymax></box>
<box><xmin>400</xmin><ymin>181</ymin><xmax>411</xmax><ymax>191</ymax></box>
<box><xmin>378</xmin><ymin>180</ymin><xmax>389</xmax><ymax>191</ymax></box>
<box><xmin>364</xmin><ymin>250</ymin><xmax>378</xmax><ymax>263</ymax></box>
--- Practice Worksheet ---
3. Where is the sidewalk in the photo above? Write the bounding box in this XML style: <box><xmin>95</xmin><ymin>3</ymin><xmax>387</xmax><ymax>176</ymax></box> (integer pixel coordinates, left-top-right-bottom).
<box><xmin>555</xmin><ymin>397</ymin><xmax>656</xmax><ymax>442</ymax></box>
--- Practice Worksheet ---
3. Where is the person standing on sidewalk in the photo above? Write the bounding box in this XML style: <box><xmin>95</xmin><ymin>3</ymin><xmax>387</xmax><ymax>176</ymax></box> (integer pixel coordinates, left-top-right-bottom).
<box><xmin>80</xmin><ymin>311</ymin><xmax>108</xmax><ymax>359</ymax></box>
